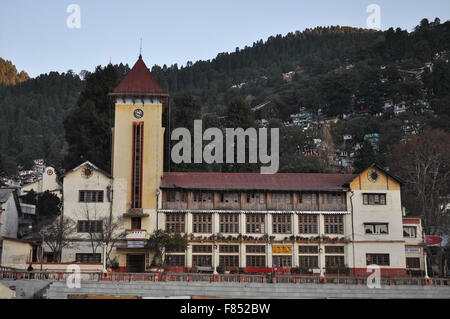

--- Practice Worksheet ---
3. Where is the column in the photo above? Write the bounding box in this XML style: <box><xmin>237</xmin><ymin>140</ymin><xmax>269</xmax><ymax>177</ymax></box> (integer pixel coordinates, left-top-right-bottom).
<box><xmin>213</xmin><ymin>212</ymin><xmax>219</xmax><ymax>235</ymax></box>
<box><xmin>267</xmin><ymin>242</ymin><xmax>272</xmax><ymax>268</ymax></box>
<box><xmin>186</xmin><ymin>245</ymin><xmax>192</xmax><ymax>268</ymax></box>
<box><xmin>187</xmin><ymin>212</ymin><xmax>193</xmax><ymax>234</ymax></box>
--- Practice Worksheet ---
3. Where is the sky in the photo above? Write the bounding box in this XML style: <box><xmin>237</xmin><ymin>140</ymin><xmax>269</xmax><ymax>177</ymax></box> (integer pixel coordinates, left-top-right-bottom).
<box><xmin>1</xmin><ymin>0</ymin><xmax>450</xmax><ymax>77</ymax></box>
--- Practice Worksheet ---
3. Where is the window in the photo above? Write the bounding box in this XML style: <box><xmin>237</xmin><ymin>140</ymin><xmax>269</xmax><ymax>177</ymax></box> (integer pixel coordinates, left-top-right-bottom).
<box><xmin>364</xmin><ymin>223</ymin><xmax>389</xmax><ymax>235</ymax></box>
<box><xmin>325</xmin><ymin>255</ymin><xmax>345</xmax><ymax>267</ymax></box>
<box><xmin>246</xmin><ymin>192</ymin><xmax>265</xmax><ymax>204</ymax></box>
<box><xmin>363</xmin><ymin>194</ymin><xmax>386</xmax><ymax>205</ymax></box>
<box><xmin>193</xmin><ymin>214</ymin><xmax>212</xmax><ymax>233</ymax></box>
<box><xmin>273</xmin><ymin>256</ymin><xmax>292</xmax><ymax>268</ymax></box>
<box><xmin>166</xmin><ymin>190</ymin><xmax>186</xmax><ymax>202</ymax></box>
<box><xmin>132</xmin><ymin>122</ymin><xmax>144</xmax><ymax>208</ymax></box>
<box><xmin>219</xmin><ymin>255</ymin><xmax>239</xmax><ymax>268</ymax></box>
<box><xmin>219</xmin><ymin>245</ymin><xmax>239</xmax><ymax>253</ymax></box>
<box><xmin>324</xmin><ymin>193</ymin><xmax>344</xmax><ymax>204</ymax></box>
<box><xmin>75</xmin><ymin>253</ymin><xmax>101</xmax><ymax>263</ymax></box>
<box><xmin>403</xmin><ymin>226</ymin><xmax>417</xmax><ymax>238</ymax></box>
<box><xmin>246</xmin><ymin>245</ymin><xmax>266</xmax><ymax>253</ymax></box>
<box><xmin>272</xmin><ymin>192</ymin><xmax>291</xmax><ymax>205</ymax></box>
<box><xmin>246</xmin><ymin>255</ymin><xmax>265</xmax><ymax>267</ymax></box>
<box><xmin>298</xmin><ymin>215</ymin><xmax>318</xmax><ymax>234</ymax></box>
<box><xmin>301</xmin><ymin>193</ymin><xmax>317</xmax><ymax>204</ymax></box>
<box><xmin>131</xmin><ymin>217</ymin><xmax>141</xmax><ymax>230</ymax></box>
<box><xmin>299</xmin><ymin>256</ymin><xmax>318</xmax><ymax>268</ymax></box>
<box><xmin>79</xmin><ymin>191</ymin><xmax>104</xmax><ymax>203</ymax></box>
<box><xmin>324</xmin><ymin>215</ymin><xmax>344</xmax><ymax>234</ymax></box>
<box><xmin>272</xmin><ymin>214</ymin><xmax>292</xmax><ymax>234</ymax></box>
<box><xmin>406</xmin><ymin>258</ymin><xmax>420</xmax><ymax>269</ymax></box>
<box><xmin>165</xmin><ymin>255</ymin><xmax>185</xmax><ymax>266</ymax></box>
<box><xmin>325</xmin><ymin>246</ymin><xmax>344</xmax><ymax>254</ymax></box>
<box><xmin>220</xmin><ymin>192</ymin><xmax>238</xmax><ymax>203</ymax></box>
<box><xmin>299</xmin><ymin>246</ymin><xmax>319</xmax><ymax>254</ymax></box>
<box><xmin>166</xmin><ymin>213</ymin><xmax>185</xmax><ymax>233</ymax></box>
<box><xmin>192</xmin><ymin>245</ymin><xmax>212</xmax><ymax>253</ymax></box>
<box><xmin>192</xmin><ymin>255</ymin><xmax>212</xmax><ymax>267</ymax></box>
<box><xmin>219</xmin><ymin>214</ymin><xmax>239</xmax><ymax>233</ymax></box>
<box><xmin>366</xmin><ymin>254</ymin><xmax>390</xmax><ymax>266</ymax></box>
<box><xmin>194</xmin><ymin>191</ymin><xmax>212</xmax><ymax>203</ymax></box>
<box><xmin>246</xmin><ymin>214</ymin><xmax>265</xmax><ymax>233</ymax></box>
<box><xmin>77</xmin><ymin>220</ymin><xmax>103</xmax><ymax>233</ymax></box>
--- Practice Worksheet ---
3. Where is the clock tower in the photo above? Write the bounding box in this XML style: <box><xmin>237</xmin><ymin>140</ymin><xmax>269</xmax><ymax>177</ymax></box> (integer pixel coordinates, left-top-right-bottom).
<box><xmin>109</xmin><ymin>55</ymin><xmax>168</xmax><ymax>267</ymax></box>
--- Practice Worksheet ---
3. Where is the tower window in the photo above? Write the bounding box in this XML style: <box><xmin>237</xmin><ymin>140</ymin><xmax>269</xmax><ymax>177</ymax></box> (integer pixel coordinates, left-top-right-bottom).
<box><xmin>132</xmin><ymin>122</ymin><xmax>144</xmax><ymax>208</ymax></box>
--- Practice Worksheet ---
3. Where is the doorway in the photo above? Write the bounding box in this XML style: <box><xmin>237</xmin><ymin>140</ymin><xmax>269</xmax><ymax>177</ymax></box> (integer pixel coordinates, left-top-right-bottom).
<box><xmin>126</xmin><ymin>254</ymin><xmax>145</xmax><ymax>273</ymax></box>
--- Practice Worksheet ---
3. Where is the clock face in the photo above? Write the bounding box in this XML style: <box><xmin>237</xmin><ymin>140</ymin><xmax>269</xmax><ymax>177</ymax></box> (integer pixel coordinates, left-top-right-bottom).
<box><xmin>368</xmin><ymin>170</ymin><xmax>379</xmax><ymax>182</ymax></box>
<box><xmin>81</xmin><ymin>166</ymin><xmax>93</xmax><ymax>179</ymax></box>
<box><xmin>134</xmin><ymin>109</ymin><xmax>144</xmax><ymax>119</ymax></box>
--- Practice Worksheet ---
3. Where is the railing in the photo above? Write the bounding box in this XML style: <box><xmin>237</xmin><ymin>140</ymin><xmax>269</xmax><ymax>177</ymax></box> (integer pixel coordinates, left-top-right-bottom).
<box><xmin>125</xmin><ymin>230</ymin><xmax>147</xmax><ymax>240</ymax></box>
<box><xmin>1</xmin><ymin>270</ymin><xmax>449</xmax><ymax>286</ymax></box>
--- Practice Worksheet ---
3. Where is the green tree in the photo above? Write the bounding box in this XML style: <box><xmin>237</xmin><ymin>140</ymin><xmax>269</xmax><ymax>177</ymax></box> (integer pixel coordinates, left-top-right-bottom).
<box><xmin>147</xmin><ymin>230</ymin><xmax>187</xmax><ymax>267</ymax></box>
<box><xmin>353</xmin><ymin>140</ymin><xmax>378</xmax><ymax>173</ymax></box>
<box><xmin>225</xmin><ymin>96</ymin><xmax>254</xmax><ymax>129</ymax></box>
<box><xmin>63</xmin><ymin>63</ymin><xmax>129</xmax><ymax>172</ymax></box>
<box><xmin>172</xmin><ymin>92</ymin><xmax>202</xmax><ymax>131</ymax></box>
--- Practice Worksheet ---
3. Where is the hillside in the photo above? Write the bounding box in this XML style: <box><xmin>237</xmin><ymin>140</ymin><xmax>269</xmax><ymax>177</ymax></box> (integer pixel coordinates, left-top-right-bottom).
<box><xmin>1</xmin><ymin>18</ymin><xmax>450</xmax><ymax>176</ymax></box>
<box><xmin>0</xmin><ymin>71</ymin><xmax>83</xmax><ymax>174</ymax></box>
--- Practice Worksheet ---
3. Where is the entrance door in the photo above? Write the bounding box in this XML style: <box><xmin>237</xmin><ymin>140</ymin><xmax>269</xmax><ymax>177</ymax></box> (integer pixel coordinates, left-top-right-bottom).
<box><xmin>126</xmin><ymin>254</ymin><xmax>145</xmax><ymax>273</ymax></box>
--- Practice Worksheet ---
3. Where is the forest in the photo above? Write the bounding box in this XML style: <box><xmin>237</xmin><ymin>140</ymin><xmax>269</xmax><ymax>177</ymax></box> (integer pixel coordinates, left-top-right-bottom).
<box><xmin>0</xmin><ymin>18</ymin><xmax>449</xmax><ymax>177</ymax></box>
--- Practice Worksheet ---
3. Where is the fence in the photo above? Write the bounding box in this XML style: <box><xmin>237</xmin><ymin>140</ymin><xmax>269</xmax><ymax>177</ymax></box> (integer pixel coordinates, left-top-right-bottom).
<box><xmin>1</xmin><ymin>270</ymin><xmax>448</xmax><ymax>286</ymax></box>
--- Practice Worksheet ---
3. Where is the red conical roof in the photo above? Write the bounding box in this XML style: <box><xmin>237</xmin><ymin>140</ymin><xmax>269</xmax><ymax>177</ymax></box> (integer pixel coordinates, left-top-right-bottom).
<box><xmin>111</xmin><ymin>55</ymin><xmax>167</xmax><ymax>96</ymax></box>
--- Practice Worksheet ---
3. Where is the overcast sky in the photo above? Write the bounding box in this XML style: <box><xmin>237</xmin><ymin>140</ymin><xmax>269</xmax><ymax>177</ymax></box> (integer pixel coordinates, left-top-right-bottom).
<box><xmin>1</xmin><ymin>0</ymin><xmax>449</xmax><ymax>77</ymax></box>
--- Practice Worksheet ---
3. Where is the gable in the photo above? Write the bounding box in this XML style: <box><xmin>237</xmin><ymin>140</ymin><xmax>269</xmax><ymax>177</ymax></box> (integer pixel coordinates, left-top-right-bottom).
<box><xmin>349</xmin><ymin>167</ymin><xmax>400</xmax><ymax>191</ymax></box>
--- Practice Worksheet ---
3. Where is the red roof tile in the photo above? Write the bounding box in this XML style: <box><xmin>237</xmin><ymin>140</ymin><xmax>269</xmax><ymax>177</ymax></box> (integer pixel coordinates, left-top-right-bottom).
<box><xmin>161</xmin><ymin>172</ymin><xmax>356</xmax><ymax>191</ymax></box>
<box><xmin>111</xmin><ymin>55</ymin><xmax>167</xmax><ymax>96</ymax></box>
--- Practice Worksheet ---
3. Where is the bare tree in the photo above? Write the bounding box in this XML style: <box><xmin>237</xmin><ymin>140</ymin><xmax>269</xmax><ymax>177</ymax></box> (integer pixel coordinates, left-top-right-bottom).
<box><xmin>77</xmin><ymin>204</ymin><xmax>125</xmax><ymax>266</ymax></box>
<box><xmin>393</xmin><ymin>128</ymin><xmax>450</xmax><ymax>237</ymax></box>
<box><xmin>42</xmin><ymin>216</ymin><xmax>77</xmax><ymax>262</ymax></box>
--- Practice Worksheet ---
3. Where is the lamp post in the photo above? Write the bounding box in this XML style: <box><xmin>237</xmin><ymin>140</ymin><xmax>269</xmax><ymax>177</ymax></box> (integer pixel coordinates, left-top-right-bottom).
<box><xmin>102</xmin><ymin>242</ymin><xmax>107</xmax><ymax>273</ymax></box>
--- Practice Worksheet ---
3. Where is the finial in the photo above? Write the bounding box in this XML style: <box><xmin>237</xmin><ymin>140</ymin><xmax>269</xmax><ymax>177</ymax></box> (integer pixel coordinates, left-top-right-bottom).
<box><xmin>139</xmin><ymin>37</ymin><xmax>143</xmax><ymax>58</ymax></box>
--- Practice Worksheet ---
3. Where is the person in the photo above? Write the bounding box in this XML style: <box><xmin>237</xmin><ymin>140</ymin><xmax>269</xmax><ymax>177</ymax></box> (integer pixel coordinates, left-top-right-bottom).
<box><xmin>27</xmin><ymin>263</ymin><xmax>34</xmax><ymax>279</ymax></box>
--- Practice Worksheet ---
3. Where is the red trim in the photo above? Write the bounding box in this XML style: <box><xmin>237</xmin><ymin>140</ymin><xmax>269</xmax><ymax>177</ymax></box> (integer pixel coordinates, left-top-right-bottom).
<box><xmin>140</xmin><ymin>122</ymin><xmax>144</xmax><ymax>208</ymax></box>
<box><xmin>131</xmin><ymin>122</ymin><xmax>137</xmax><ymax>207</ymax></box>
<box><xmin>351</xmin><ymin>268</ymin><xmax>407</xmax><ymax>277</ymax></box>
<box><xmin>403</xmin><ymin>218</ymin><xmax>420</xmax><ymax>224</ymax></box>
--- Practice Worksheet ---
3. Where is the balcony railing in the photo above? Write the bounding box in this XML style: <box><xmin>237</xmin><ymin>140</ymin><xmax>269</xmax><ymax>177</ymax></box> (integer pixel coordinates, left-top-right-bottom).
<box><xmin>125</xmin><ymin>230</ymin><xmax>147</xmax><ymax>240</ymax></box>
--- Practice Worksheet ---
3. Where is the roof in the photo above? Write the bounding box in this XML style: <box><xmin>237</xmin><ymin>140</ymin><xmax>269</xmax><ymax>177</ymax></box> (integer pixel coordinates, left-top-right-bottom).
<box><xmin>1</xmin><ymin>237</ymin><xmax>35</xmax><ymax>245</ymax></box>
<box><xmin>110</xmin><ymin>55</ymin><xmax>167</xmax><ymax>96</ymax></box>
<box><xmin>0</xmin><ymin>189</ymin><xmax>14</xmax><ymax>203</ymax></box>
<box><xmin>345</xmin><ymin>163</ymin><xmax>404</xmax><ymax>186</ymax></box>
<box><xmin>160</xmin><ymin>172</ymin><xmax>356</xmax><ymax>191</ymax></box>
<box><xmin>64</xmin><ymin>161</ymin><xmax>112</xmax><ymax>179</ymax></box>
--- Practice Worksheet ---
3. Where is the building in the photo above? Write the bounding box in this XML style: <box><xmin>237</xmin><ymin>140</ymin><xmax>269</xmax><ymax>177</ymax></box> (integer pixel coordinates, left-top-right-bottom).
<box><xmin>59</xmin><ymin>161</ymin><xmax>112</xmax><ymax>264</ymax></box>
<box><xmin>21</xmin><ymin>166</ymin><xmax>62</xmax><ymax>198</ymax></box>
<box><xmin>0</xmin><ymin>237</ymin><xmax>35</xmax><ymax>269</ymax></box>
<box><xmin>59</xmin><ymin>55</ymin><xmax>424</xmax><ymax>276</ymax></box>
<box><xmin>0</xmin><ymin>188</ymin><xmax>21</xmax><ymax>239</ymax></box>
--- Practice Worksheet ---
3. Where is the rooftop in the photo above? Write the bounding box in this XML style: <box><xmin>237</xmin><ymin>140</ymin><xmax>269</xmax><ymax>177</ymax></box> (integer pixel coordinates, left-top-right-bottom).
<box><xmin>110</xmin><ymin>55</ymin><xmax>167</xmax><ymax>97</ymax></box>
<box><xmin>161</xmin><ymin>172</ymin><xmax>356</xmax><ymax>191</ymax></box>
